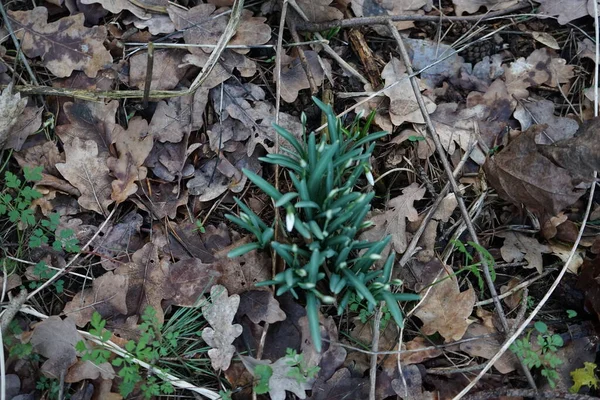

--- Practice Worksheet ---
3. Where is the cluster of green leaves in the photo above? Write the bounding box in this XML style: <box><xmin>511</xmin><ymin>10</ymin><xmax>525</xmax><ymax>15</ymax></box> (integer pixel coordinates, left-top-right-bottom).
<box><xmin>226</xmin><ymin>98</ymin><xmax>420</xmax><ymax>351</ymax></box>
<box><xmin>77</xmin><ymin>307</ymin><xmax>175</xmax><ymax>399</ymax></box>
<box><xmin>0</xmin><ymin>166</ymin><xmax>80</xmax><ymax>292</ymax></box>
<box><xmin>570</xmin><ymin>362</ymin><xmax>599</xmax><ymax>393</ymax></box>
<box><xmin>510</xmin><ymin>321</ymin><xmax>564</xmax><ymax>388</ymax></box>
<box><xmin>349</xmin><ymin>293</ymin><xmax>392</xmax><ymax>330</ymax></box>
<box><xmin>451</xmin><ymin>239</ymin><xmax>496</xmax><ymax>292</ymax></box>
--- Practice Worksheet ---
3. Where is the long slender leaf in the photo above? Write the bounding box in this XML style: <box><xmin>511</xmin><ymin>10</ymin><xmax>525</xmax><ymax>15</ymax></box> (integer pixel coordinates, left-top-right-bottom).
<box><xmin>343</xmin><ymin>269</ymin><xmax>377</xmax><ymax>306</ymax></box>
<box><xmin>243</xmin><ymin>168</ymin><xmax>282</xmax><ymax>201</ymax></box>
<box><xmin>306</xmin><ymin>292</ymin><xmax>322</xmax><ymax>352</ymax></box>
<box><xmin>272</xmin><ymin>123</ymin><xmax>306</xmax><ymax>157</ymax></box>
<box><xmin>381</xmin><ymin>290</ymin><xmax>404</xmax><ymax>328</ymax></box>
<box><xmin>227</xmin><ymin>242</ymin><xmax>261</xmax><ymax>258</ymax></box>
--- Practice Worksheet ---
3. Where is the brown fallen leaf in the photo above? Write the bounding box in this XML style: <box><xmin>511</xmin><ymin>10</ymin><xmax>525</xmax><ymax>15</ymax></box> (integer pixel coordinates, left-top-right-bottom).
<box><xmin>55</xmin><ymin>138</ymin><xmax>114</xmax><ymax>215</ymax></box>
<box><xmin>459</xmin><ymin>322</ymin><xmax>519</xmax><ymax>374</ymax></box>
<box><xmin>152</xmin><ymin>220</ymin><xmax>216</xmax><ymax>262</ymax></box>
<box><xmin>80</xmin><ymin>0</ymin><xmax>158</xmax><ymax>19</ymax></box>
<box><xmin>55</xmin><ymin>101</ymin><xmax>119</xmax><ymax>154</ymax></box>
<box><xmin>240</xmin><ymin>354</ymin><xmax>314</xmax><ymax>400</ymax></box>
<box><xmin>484</xmin><ymin>125</ymin><xmax>585</xmax><ymax>216</ymax></box>
<box><xmin>453</xmin><ymin>0</ymin><xmax>519</xmax><ymax>16</ymax></box>
<box><xmin>148</xmin><ymin>96</ymin><xmax>192</xmax><ymax>143</ymax></box>
<box><xmin>123</xmin><ymin>14</ymin><xmax>175</xmax><ymax>35</ymax></box>
<box><xmin>63</xmin><ymin>271</ymin><xmax>128</xmax><ymax>327</ymax></box>
<box><xmin>296</xmin><ymin>0</ymin><xmax>343</xmax><ymax>22</ymax></box>
<box><xmin>167</xmin><ymin>258</ymin><xmax>221</xmax><ymax>306</ymax></box>
<box><xmin>381</xmin><ymin>58</ymin><xmax>436</xmax><ymax>126</ymax></box>
<box><xmin>8</xmin><ymin>7</ymin><xmax>112</xmax><ymax>78</ymax></box>
<box><xmin>0</xmin><ymin>84</ymin><xmax>27</xmax><ymax>150</ymax></box>
<box><xmin>94</xmin><ymin>212</ymin><xmax>144</xmax><ymax>271</ymax></box>
<box><xmin>577</xmin><ymin>256</ymin><xmax>600</xmax><ymax>320</ymax></box>
<box><xmin>414</xmin><ymin>265</ymin><xmax>476</xmax><ymax>342</ymax></box>
<box><xmin>351</xmin><ymin>0</ymin><xmax>428</xmax><ymax>32</ymax></box>
<box><xmin>130</xmin><ymin>181</ymin><xmax>188</xmax><ymax>220</ymax></box>
<box><xmin>27</xmin><ymin>316</ymin><xmax>82</xmax><ymax>378</ymax></box>
<box><xmin>3</xmin><ymin>102</ymin><xmax>43</xmax><ymax>151</ymax></box>
<box><xmin>106</xmin><ymin>117</ymin><xmax>153</xmax><ymax>203</ymax></box>
<box><xmin>537</xmin><ymin>117</ymin><xmax>600</xmax><ymax>182</ymax></box>
<box><xmin>202</xmin><ymin>285</ymin><xmax>243</xmax><ymax>371</ymax></box>
<box><xmin>129</xmin><ymin>49</ymin><xmax>190</xmax><ymax>90</ymax></box>
<box><xmin>214</xmin><ymin>239</ymin><xmax>272</xmax><ymax>294</ymax></box>
<box><xmin>368</xmin><ymin>183</ymin><xmax>426</xmax><ymax>254</ymax></box>
<box><xmin>400</xmin><ymin>336</ymin><xmax>443</xmax><ymax>365</ymax></box>
<box><xmin>65</xmin><ymin>360</ymin><xmax>115</xmax><ymax>382</ymax></box>
<box><xmin>500</xmin><ymin>276</ymin><xmax>525</xmax><ymax>309</ymax></box>
<box><xmin>276</xmin><ymin>51</ymin><xmax>328</xmax><ymax>103</ymax></box>
<box><xmin>237</xmin><ymin>290</ymin><xmax>286</xmax><ymax>324</ymax></box>
<box><xmin>537</xmin><ymin>0</ymin><xmax>589</xmax><ymax>25</ymax></box>
<box><xmin>308</xmin><ymin>368</ymin><xmax>369</xmax><ymax>400</ymax></box>
<box><xmin>499</xmin><ymin>231</ymin><xmax>551</xmax><ymax>274</ymax></box>
<box><xmin>299</xmin><ymin>315</ymin><xmax>347</xmax><ymax>380</ymax></box>
<box><xmin>514</xmin><ymin>99</ymin><xmax>579</xmax><ymax>145</ymax></box>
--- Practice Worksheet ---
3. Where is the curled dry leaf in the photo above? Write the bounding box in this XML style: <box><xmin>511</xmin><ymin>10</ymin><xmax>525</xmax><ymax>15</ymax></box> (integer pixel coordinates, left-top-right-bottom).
<box><xmin>65</xmin><ymin>360</ymin><xmax>115</xmax><ymax>382</ymax></box>
<box><xmin>148</xmin><ymin>96</ymin><xmax>192</xmax><ymax>143</ymax></box>
<box><xmin>399</xmin><ymin>336</ymin><xmax>442</xmax><ymax>365</ymax></box>
<box><xmin>63</xmin><ymin>271</ymin><xmax>128</xmax><ymax>327</ymax></box>
<box><xmin>237</xmin><ymin>290</ymin><xmax>286</xmax><ymax>324</ymax></box>
<box><xmin>123</xmin><ymin>14</ymin><xmax>175</xmax><ymax>35</ymax></box>
<box><xmin>27</xmin><ymin>316</ymin><xmax>82</xmax><ymax>378</ymax></box>
<box><xmin>130</xmin><ymin>181</ymin><xmax>188</xmax><ymax>220</ymax></box>
<box><xmin>484</xmin><ymin>125</ymin><xmax>585</xmax><ymax>216</ymax></box>
<box><xmin>460</xmin><ymin>322</ymin><xmax>520</xmax><ymax>374</ymax></box>
<box><xmin>499</xmin><ymin>231</ymin><xmax>551</xmax><ymax>274</ymax></box>
<box><xmin>277</xmin><ymin>51</ymin><xmax>329</xmax><ymax>103</ymax></box>
<box><xmin>296</xmin><ymin>0</ymin><xmax>343</xmax><ymax>22</ymax></box>
<box><xmin>414</xmin><ymin>266</ymin><xmax>476</xmax><ymax>341</ymax></box>
<box><xmin>404</xmin><ymin>38</ymin><xmax>464</xmax><ymax>88</ymax></box>
<box><xmin>240</xmin><ymin>354</ymin><xmax>314</xmax><ymax>400</ymax></box>
<box><xmin>107</xmin><ymin>117</ymin><xmax>153</xmax><ymax>203</ymax></box>
<box><xmin>536</xmin><ymin>0</ymin><xmax>589</xmax><ymax>25</ymax></box>
<box><xmin>8</xmin><ymin>7</ymin><xmax>112</xmax><ymax>78</ymax></box>
<box><xmin>55</xmin><ymin>138</ymin><xmax>114</xmax><ymax>215</ymax></box>
<box><xmin>80</xmin><ymin>0</ymin><xmax>165</xmax><ymax>19</ymax></box>
<box><xmin>202</xmin><ymin>285</ymin><xmax>243</xmax><ymax>371</ymax></box>
<box><xmin>514</xmin><ymin>99</ymin><xmax>579</xmax><ymax>145</ymax></box>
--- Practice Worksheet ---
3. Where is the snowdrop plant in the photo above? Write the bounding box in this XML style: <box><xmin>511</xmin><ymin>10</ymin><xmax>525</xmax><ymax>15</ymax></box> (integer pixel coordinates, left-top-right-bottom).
<box><xmin>226</xmin><ymin>98</ymin><xmax>419</xmax><ymax>351</ymax></box>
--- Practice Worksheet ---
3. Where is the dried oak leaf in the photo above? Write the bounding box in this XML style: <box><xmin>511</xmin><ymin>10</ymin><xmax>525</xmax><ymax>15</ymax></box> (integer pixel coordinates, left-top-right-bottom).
<box><xmin>413</xmin><ymin>266</ymin><xmax>476</xmax><ymax>341</ymax></box>
<box><xmin>276</xmin><ymin>51</ymin><xmax>329</xmax><ymax>103</ymax></box>
<box><xmin>106</xmin><ymin>117</ymin><xmax>153</xmax><ymax>203</ymax></box>
<box><xmin>399</xmin><ymin>336</ymin><xmax>442</xmax><ymax>365</ymax></box>
<box><xmin>537</xmin><ymin>117</ymin><xmax>600</xmax><ymax>182</ymax></box>
<box><xmin>369</xmin><ymin>183</ymin><xmax>426</xmax><ymax>254</ymax></box>
<box><xmin>130</xmin><ymin>181</ymin><xmax>188</xmax><ymax>220</ymax></box>
<box><xmin>504</xmin><ymin>49</ymin><xmax>574</xmax><ymax>100</ymax></box>
<box><xmin>94</xmin><ymin>212</ymin><xmax>144</xmax><ymax>271</ymax></box>
<box><xmin>0</xmin><ymin>84</ymin><xmax>27</xmax><ymax>150</ymax></box>
<box><xmin>214</xmin><ymin>239</ymin><xmax>272</xmax><ymax>295</ymax></box>
<box><xmin>202</xmin><ymin>285</ymin><xmax>243</xmax><ymax>371</ymax></box>
<box><xmin>484</xmin><ymin>124</ymin><xmax>585</xmax><ymax>216</ymax></box>
<box><xmin>114</xmin><ymin>243</ymin><xmax>170</xmax><ymax>322</ymax></box>
<box><xmin>452</xmin><ymin>0</ymin><xmax>518</xmax><ymax>16</ymax></box>
<box><xmin>56</xmin><ymin>138</ymin><xmax>114</xmax><ymax>215</ymax></box>
<box><xmin>167</xmin><ymin>258</ymin><xmax>221</xmax><ymax>306</ymax></box>
<box><xmin>63</xmin><ymin>271</ymin><xmax>128</xmax><ymax>327</ymax></box>
<box><xmin>148</xmin><ymin>96</ymin><xmax>192</xmax><ymax>143</ymax></box>
<box><xmin>381</xmin><ymin>58</ymin><xmax>436</xmax><ymax>126</ymax></box>
<box><xmin>129</xmin><ymin>49</ymin><xmax>190</xmax><ymax>90</ymax></box>
<box><xmin>8</xmin><ymin>7</ymin><xmax>112</xmax><ymax>78</ymax></box>
<box><xmin>299</xmin><ymin>315</ymin><xmax>347</xmax><ymax>381</ymax></box>
<box><xmin>55</xmin><ymin>101</ymin><xmax>119</xmax><ymax>154</ymax></box>
<box><xmin>536</xmin><ymin>0</ymin><xmax>589</xmax><ymax>25</ymax></box>
<box><xmin>237</xmin><ymin>290</ymin><xmax>286</xmax><ymax>324</ymax></box>
<box><xmin>27</xmin><ymin>316</ymin><xmax>82</xmax><ymax>378</ymax></box>
<box><xmin>65</xmin><ymin>360</ymin><xmax>115</xmax><ymax>382</ymax></box>
<box><xmin>123</xmin><ymin>14</ymin><xmax>175</xmax><ymax>35</ymax></box>
<box><xmin>308</xmin><ymin>368</ymin><xmax>369</xmax><ymax>400</ymax></box>
<box><xmin>514</xmin><ymin>99</ymin><xmax>579</xmax><ymax>145</ymax></box>
<box><xmin>296</xmin><ymin>0</ymin><xmax>343</xmax><ymax>22</ymax></box>
<box><xmin>460</xmin><ymin>321</ymin><xmax>520</xmax><ymax>374</ymax></box>
<box><xmin>499</xmin><ymin>231</ymin><xmax>551</xmax><ymax>273</ymax></box>
<box><xmin>351</xmin><ymin>0</ymin><xmax>428</xmax><ymax>32</ymax></box>
<box><xmin>79</xmin><ymin>0</ymin><xmax>162</xmax><ymax>19</ymax></box>
<box><xmin>168</xmin><ymin>5</ymin><xmax>270</xmax><ymax>56</ymax></box>
<box><xmin>404</xmin><ymin>38</ymin><xmax>464</xmax><ymax>88</ymax></box>
<box><xmin>240</xmin><ymin>354</ymin><xmax>314</xmax><ymax>400</ymax></box>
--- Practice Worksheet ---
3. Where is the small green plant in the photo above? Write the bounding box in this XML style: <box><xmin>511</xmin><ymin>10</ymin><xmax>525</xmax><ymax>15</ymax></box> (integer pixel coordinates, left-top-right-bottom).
<box><xmin>0</xmin><ymin>166</ymin><xmax>80</xmax><ymax>291</ymax></box>
<box><xmin>349</xmin><ymin>293</ymin><xmax>392</xmax><ymax>330</ymax></box>
<box><xmin>226</xmin><ymin>98</ymin><xmax>420</xmax><ymax>351</ymax></box>
<box><xmin>284</xmin><ymin>348</ymin><xmax>320</xmax><ymax>383</ymax></box>
<box><xmin>451</xmin><ymin>238</ymin><xmax>496</xmax><ymax>292</ymax></box>
<box><xmin>3</xmin><ymin>320</ymin><xmax>33</xmax><ymax>358</ymax></box>
<box><xmin>77</xmin><ymin>308</ymin><xmax>176</xmax><ymax>399</ymax></box>
<box><xmin>36</xmin><ymin>376</ymin><xmax>64</xmax><ymax>399</ymax></box>
<box><xmin>510</xmin><ymin>321</ymin><xmax>564</xmax><ymax>388</ymax></box>
<box><xmin>253</xmin><ymin>364</ymin><xmax>273</xmax><ymax>395</ymax></box>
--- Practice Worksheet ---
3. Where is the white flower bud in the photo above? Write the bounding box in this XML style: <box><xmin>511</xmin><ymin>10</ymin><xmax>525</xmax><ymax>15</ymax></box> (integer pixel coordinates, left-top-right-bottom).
<box><xmin>286</xmin><ymin>211</ymin><xmax>295</xmax><ymax>232</ymax></box>
<box><xmin>366</xmin><ymin>170</ymin><xmax>375</xmax><ymax>186</ymax></box>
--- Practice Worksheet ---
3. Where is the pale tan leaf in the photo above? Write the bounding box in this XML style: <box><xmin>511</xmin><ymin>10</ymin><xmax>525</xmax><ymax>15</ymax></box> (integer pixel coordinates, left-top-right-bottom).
<box><xmin>537</xmin><ymin>0</ymin><xmax>588</xmax><ymax>25</ymax></box>
<box><xmin>80</xmin><ymin>0</ymin><xmax>165</xmax><ymax>19</ymax></box>
<box><xmin>65</xmin><ymin>360</ymin><xmax>115</xmax><ymax>382</ymax></box>
<box><xmin>548</xmin><ymin>241</ymin><xmax>584</xmax><ymax>274</ymax></box>
<box><xmin>452</xmin><ymin>0</ymin><xmax>518</xmax><ymax>16</ymax></box>
<box><xmin>201</xmin><ymin>285</ymin><xmax>243</xmax><ymax>371</ymax></box>
<box><xmin>56</xmin><ymin>138</ymin><xmax>114</xmax><ymax>215</ymax></box>
<box><xmin>8</xmin><ymin>7</ymin><xmax>112</xmax><ymax>78</ymax></box>
<box><xmin>240</xmin><ymin>355</ymin><xmax>313</xmax><ymax>400</ymax></box>
<box><xmin>460</xmin><ymin>322</ymin><xmax>520</xmax><ymax>374</ymax></box>
<box><xmin>499</xmin><ymin>232</ymin><xmax>551</xmax><ymax>274</ymax></box>
<box><xmin>414</xmin><ymin>267</ymin><xmax>476</xmax><ymax>341</ymax></box>
<box><xmin>531</xmin><ymin>31</ymin><xmax>560</xmax><ymax>49</ymax></box>
<box><xmin>106</xmin><ymin>117</ymin><xmax>153</xmax><ymax>203</ymax></box>
<box><xmin>0</xmin><ymin>83</ymin><xmax>27</xmax><ymax>150</ymax></box>
<box><xmin>296</xmin><ymin>0</ymin><xmax>343</xmax><ymax>23</ymax></box>
<box><xmin>129</xmin><ymin>49</ymin><xmax>190</xmax><ymax>90</ymax></box>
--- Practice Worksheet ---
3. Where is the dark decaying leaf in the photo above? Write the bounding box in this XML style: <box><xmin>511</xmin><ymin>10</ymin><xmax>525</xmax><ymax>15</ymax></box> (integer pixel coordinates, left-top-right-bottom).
<box><xmin>8</xmin><ymin>7</ymin><xmax>112</xmax><ymax>78</ymax></box>
<box><xmin>236</xmin><ymin>290</ymin><xmax>286</xmax><ymax>324</ymax></box>
<box><xmin>93</xmin><ymin>212</ymin><xmax>144</xmax><ymax>271</ymax></box>
<box><xmin>308</xmin><ymin>368</ymin><xmax>369</xmax><ymax>400</ymax></box>
<box><xmin>484</xmin><ymin>124</ymin><xmax>586</xmax><ymax>216</ymax></box>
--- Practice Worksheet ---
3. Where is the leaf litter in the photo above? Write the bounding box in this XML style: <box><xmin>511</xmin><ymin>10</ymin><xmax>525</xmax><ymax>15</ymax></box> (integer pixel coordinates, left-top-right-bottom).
<box><xmin>2</xmin><ymin>0</ymin><xmax>600</xmax><ymax>398</ymax></box>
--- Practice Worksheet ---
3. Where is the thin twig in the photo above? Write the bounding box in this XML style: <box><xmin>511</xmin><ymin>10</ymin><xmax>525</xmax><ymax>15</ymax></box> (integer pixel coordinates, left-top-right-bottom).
<box><xmin>475</xmin><ymin>269</ymin><xmax>555</xmax><ymax>307</ymax></box>
<box><xmin>453</xmin><ymin>172</ymin><xmax>598</xmax><ymax>399</ymax></box>
<box><xmin>295</xmin><ymin>2</ymin><xmax>532</xmax><ymax>32</ymax></box>
<box><xmin>0</xmin><ymin>289</ymin><xmax>27</xmax><ymax>336</ymax></box>
<box><xmin>369</xmin><ymin>302</ymin><xmax>385</xmax><ymax>400</ymax></box>
<box><xmin>387</xmin><ymin>21</ymin><xmax>538</xmax><ymax>390</ymax></box>
<box><xmin>0</xmin><ymin>1</ymin><xmax>39</xmax><ymax>86</ymax></box>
